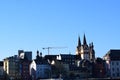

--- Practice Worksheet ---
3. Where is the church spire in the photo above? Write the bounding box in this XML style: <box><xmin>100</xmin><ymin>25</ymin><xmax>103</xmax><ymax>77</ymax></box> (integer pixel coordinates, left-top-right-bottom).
<box><xmin>78</xmin><ymin>36</ymin><xmax>81</xmax><ymax>47</ymax></box>
<box><xmin>83</xmin><ymin>34</ymin><xmax>87</xmax><ymax>45</ymax></box>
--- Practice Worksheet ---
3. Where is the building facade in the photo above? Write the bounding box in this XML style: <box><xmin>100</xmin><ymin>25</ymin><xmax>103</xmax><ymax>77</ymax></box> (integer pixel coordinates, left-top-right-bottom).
<box><xmin>19</xmin><ymin>59</ymin><xmax>31</xmax><ymax>80</ymax></box>
<box><xmin>30</xmin><ymin>51</ymin><xmax>51</xmax><ymax>80</ymax></box>
<box><xmin>4</xmin><ymin>55</ymin><xmax>20</xmax><ymax>80</ymax></box>
<box><xmin>93</xmin><ymin>58</ymin><xmax>106</xmax><ymax>78</ymax></box>
<box><xmin>104</xmin><ymin>50</ymin><xmax>120</xmax><ymax>78</ymax></box>
<box><xmin>18</xmin><ymin>50</ymin><xmax>32</xmax><ymax>80</ymax></box>
<box><xmin>57</xmin><ymin>54</ymin><xmax>76</xmax><ymax>66</ymax></box>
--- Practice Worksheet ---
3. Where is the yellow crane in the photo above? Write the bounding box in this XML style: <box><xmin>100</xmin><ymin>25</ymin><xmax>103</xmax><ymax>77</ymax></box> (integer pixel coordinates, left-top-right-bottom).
<box><xmin>42</xmin><ymin>47</ymin><xmax>67</xmax><ymax>55</ymax></box>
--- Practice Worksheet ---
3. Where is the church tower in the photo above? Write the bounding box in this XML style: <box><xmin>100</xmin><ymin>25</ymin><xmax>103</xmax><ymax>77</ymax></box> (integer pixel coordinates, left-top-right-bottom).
<box><xmin>76</xmin><ymin>36</ymin><xmax>81</xmax><ymax>55</ymax></box>
<box><xmin>81</xmin><ymin>34</ymin><xmax>90</xmax><ymax>60</ymax></box>
<box><xmin>76</xmin><ymin>36</ymin><xmax>81</xmax><ymax>60</ymax></box>
<box><xmin>89</xmin><ymin>42</ymin><xmax>95</xmax><ymax>61</ymax></box>
<box><xmin>76</xmin><ymin>34</ymin><xmax>95</xmax><ymax>61</ymax></box>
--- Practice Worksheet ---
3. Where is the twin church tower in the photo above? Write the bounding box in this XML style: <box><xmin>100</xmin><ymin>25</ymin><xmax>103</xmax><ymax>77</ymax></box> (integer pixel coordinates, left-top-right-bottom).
<box><xmin>76</xmin><ymin>34</ymin><xmax>95</xmax><ymax>61</ymax></box>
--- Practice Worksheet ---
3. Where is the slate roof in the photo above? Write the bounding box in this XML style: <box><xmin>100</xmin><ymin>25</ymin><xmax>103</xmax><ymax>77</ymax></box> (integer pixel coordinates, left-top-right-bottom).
<box><xmin>107</xmin><ymin>49</ymin><xmax>120</xmax><ymax>60</ymax></box>
<box><xmin>34</xmin><ymin>58</ymin><xmax>49</xmax><ymax>65</ymax></box>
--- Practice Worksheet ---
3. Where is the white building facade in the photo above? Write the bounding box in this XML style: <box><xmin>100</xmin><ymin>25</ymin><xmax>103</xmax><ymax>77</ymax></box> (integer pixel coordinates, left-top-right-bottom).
<box><xmin>110</xmin><ymin>61</ymin><xmax>120</xmax><ymax>77</ymax></box>
<box><xmin>30</xmin><ymin>52</ymin><xmax>51</xmax><ymax>80</ymax></box>
<box><xmin>30</xmin><ymin>60</ymin><xmax>51</xmax><ymax>80</ymax></box>
<box><xmin>104</xmin><ymin>50</ymin><xmax>120</xmax><ymax>78</ymax></box>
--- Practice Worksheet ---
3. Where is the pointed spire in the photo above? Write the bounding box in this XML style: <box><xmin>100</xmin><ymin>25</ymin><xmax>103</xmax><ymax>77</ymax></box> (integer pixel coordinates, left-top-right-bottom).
<box><xmin>78</xmin><ymin>36</ymin><xmax>81</xmax><ymax>47</ymax></box>
<box><xmin>83</xmin><ymin>34</ymin><xmax>87</xmax><ymax>45</ymax></box>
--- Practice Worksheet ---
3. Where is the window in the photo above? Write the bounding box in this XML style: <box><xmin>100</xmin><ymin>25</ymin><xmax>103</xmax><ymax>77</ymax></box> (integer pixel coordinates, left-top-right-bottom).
<box><xmin>116</xmin><ymin>62</ymin><xmax>119</xmax><ymax>65</ymax></box>
<box><xmin>112</xmin><ymin>68</ymin><xmax>114</xmax><ymax>72</ymax></box>
<box><xmin>113</xmin><ymin>73</ymin><xmax>115</xmax><ymax>77</ymax></box>
<box><xmin>117</xmin><ymin>73</ymin><xmax>119</xmax><ymax>77</ymax></box>
<box><xmin>112</xmin><ymin>62</ymin><xmax>114</xmax><ymax>65</ymax></box>
<box><xmin>117</xmin><ymin>68</ymin><xmax>119</xmax><ymax>71</ymax></box>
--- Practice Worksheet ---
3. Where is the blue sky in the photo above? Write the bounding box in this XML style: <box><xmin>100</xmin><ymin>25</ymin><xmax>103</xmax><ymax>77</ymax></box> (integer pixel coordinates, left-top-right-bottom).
<box><xmin>0</xmin><ymin>0</ymin><xmax>120</xmax><ymax>60</ymax></box>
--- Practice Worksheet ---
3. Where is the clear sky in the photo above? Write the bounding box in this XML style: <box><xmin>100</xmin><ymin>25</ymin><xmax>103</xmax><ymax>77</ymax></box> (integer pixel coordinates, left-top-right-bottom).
<box><xmin>0</xmin><ymin>0</ymin><xmax>120</xmax><ymax>60</ymax></box>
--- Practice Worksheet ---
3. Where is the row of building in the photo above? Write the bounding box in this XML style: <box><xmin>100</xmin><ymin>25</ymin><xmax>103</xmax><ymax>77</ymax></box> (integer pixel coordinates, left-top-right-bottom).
<box><xmin>0</xmin><ymin>35</ymin><xmax>120</xmax><ymax>80</ymax></box>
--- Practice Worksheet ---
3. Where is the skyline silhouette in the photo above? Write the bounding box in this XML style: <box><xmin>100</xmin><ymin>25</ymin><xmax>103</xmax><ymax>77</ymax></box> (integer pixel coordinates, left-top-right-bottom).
<box><xmin>0</xmin><ymin>0</ymin><xmax>120</xmax><ymax>60</ymax></box>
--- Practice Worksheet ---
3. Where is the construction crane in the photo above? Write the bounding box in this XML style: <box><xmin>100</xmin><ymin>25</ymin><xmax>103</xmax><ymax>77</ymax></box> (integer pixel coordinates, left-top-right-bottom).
<box><xmin>42</xmin><ymin>47</ymin><xmax>67</xmax><ymax>55</ymax></box>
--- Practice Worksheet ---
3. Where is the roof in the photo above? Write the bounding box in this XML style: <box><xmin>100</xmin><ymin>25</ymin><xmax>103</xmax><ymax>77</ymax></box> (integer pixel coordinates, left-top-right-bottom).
<box><xmin>95</xmin><ymin>58</ymin><xmax>104</xmax><ymax>64</ymax></box>
<box><xmin>108</xmin><ymin>49</ymin><xmax>120</xmax><ymax>56</ymax></box>
<box><xmin>60</xmin><ymin>54</ymin><xmax>76</xmax><ymax>59</ymax></box>
<box><xmin>106</xmin><ymin>49</ymin><xmax>120</xmax><ymax>60</ymax></box>
<box><xmin>44</xmin><ymin>55</ymin><xmax>58</xmax><ymax>61</ymax></box>
<box><xmin>34</xmin><ymin>58</ymin><xmax>49</xmax><ymax>65</ymax></box>
<box><xmin>60</xmin><ymin>54</ymin><xmax>74</xmax><ymax>56</ymax></box>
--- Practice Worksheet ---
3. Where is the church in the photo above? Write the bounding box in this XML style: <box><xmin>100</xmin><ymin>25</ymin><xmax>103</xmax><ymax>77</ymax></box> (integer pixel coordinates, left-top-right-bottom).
<box><xmin>76</xmin><ymin>34</ymin><xmax>95</xmax><ymax>61</ymax></box>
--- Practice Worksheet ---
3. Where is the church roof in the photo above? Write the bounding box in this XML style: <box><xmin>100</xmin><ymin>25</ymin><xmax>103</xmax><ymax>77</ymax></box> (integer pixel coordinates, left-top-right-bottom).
<box><xmin>83</xmin><ymin>34</ymin><xmax>87</xmax><ymax>45</ymax></box>
<box><xmin>78</xmin><ymin>36</ymin><xmax>81</xmax><ymax>47</ymax></box>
